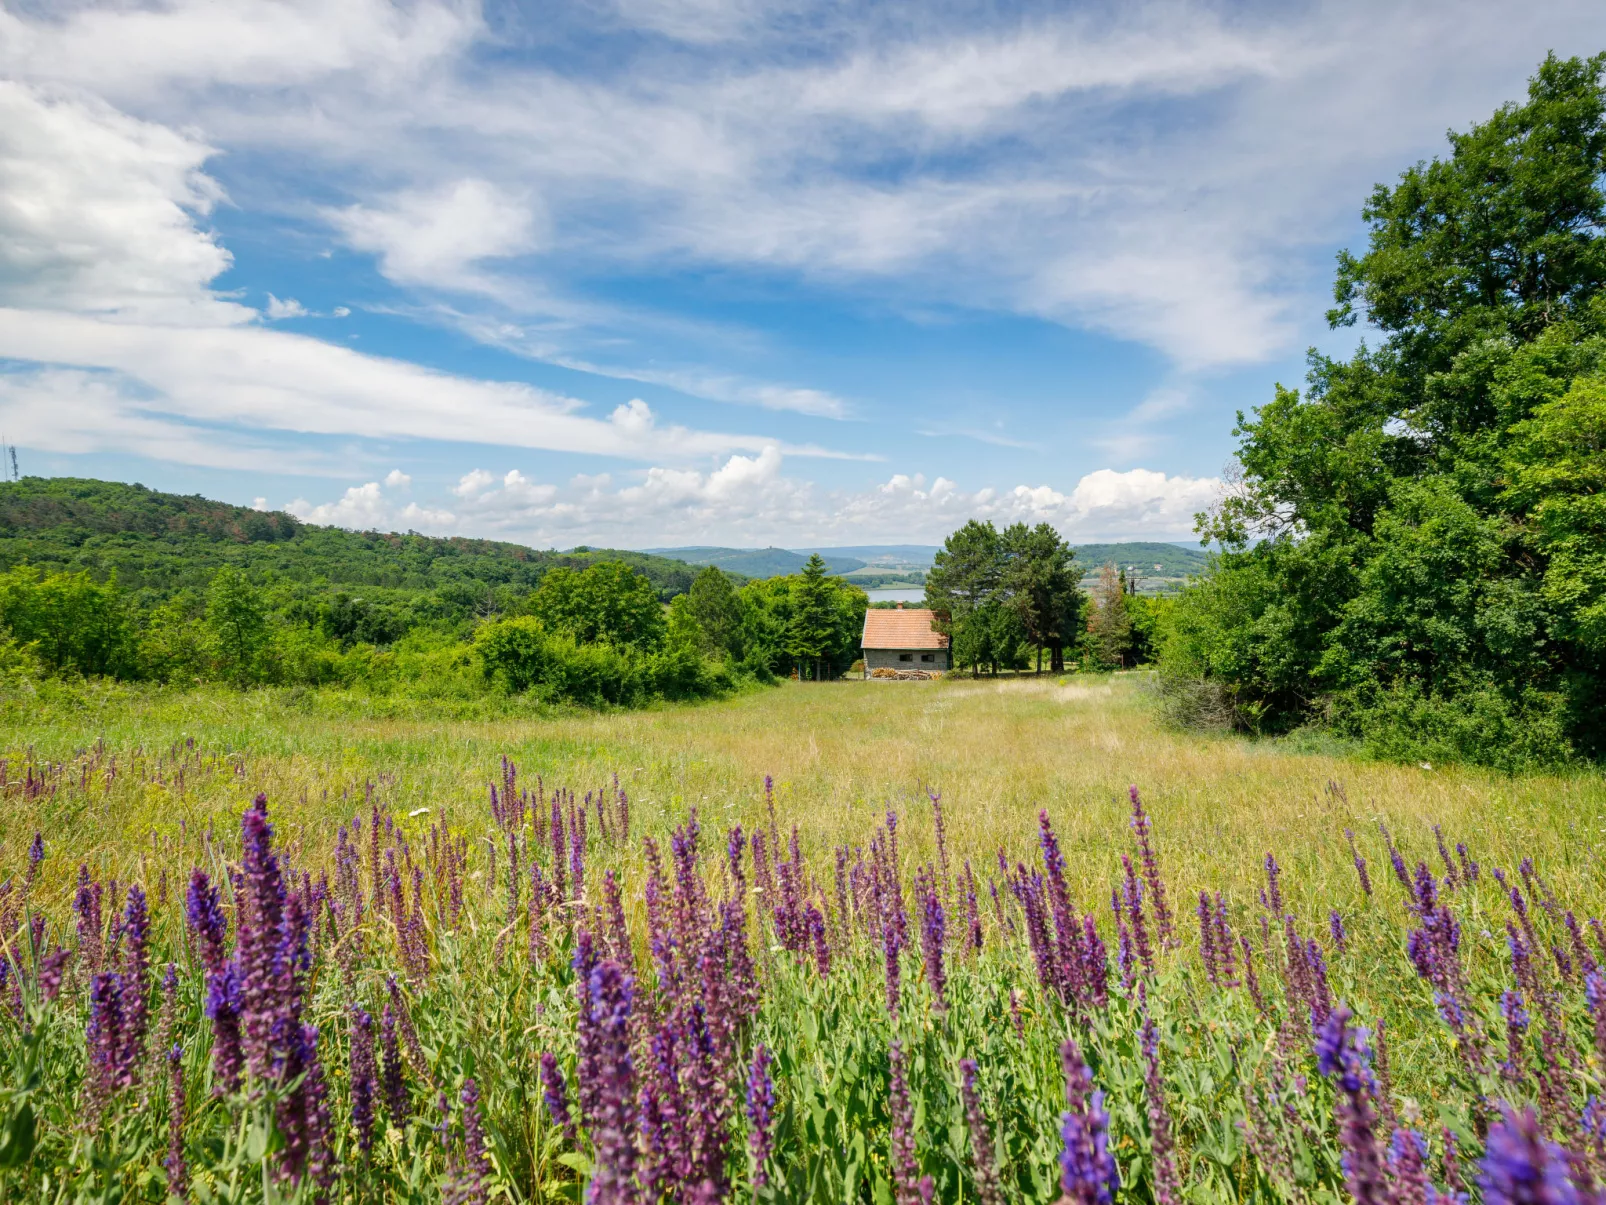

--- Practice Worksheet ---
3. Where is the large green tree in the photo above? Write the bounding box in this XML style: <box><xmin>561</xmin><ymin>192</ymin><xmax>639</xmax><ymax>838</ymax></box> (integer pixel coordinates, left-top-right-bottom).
<box><xmin>526</xmin><ymin>561</ymin><xmax>666</xmax><ymax>649</ymax></box>
<box><xmin>686</xmin><ymin>565</ymin><xmax>745</xmax><ymax>659</ymax></box>
<box><xmin>788</xmin><ymin>553</ymin><xmax>837</xmax><ymax>681</ymax></box>
<box><xmin>206</xmin><ymin>565</ymin><xmax>271</xmax><ymax>685</ymax></box>
<box><xmin>1171</xmin><ymin>52</ymin><xmax>1606</xmax><ymax>767</ymax></box>
<box><xmin>1000</xmin><ymin>522</ymin><xmax>1082</xmax><ymax>672</ymax></box>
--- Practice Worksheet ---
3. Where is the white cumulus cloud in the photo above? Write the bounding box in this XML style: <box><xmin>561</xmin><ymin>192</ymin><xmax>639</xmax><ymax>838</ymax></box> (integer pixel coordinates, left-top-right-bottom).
<box><xmin>284</xmin><ymin>452</ymin><xmax>1220</xmax><ymax>547</ymax></box>
<box><xmin>329</xmin><ymin>179</ymin><xmax>542</xmax><ymax>293</ymax></box>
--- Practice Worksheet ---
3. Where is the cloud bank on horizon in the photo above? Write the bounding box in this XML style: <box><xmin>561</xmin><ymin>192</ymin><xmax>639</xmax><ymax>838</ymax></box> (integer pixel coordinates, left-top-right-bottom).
<box><xmin>0</xmin><ymin>0</ymin><xmax>1601</xmax><ymax>547</ymax></box>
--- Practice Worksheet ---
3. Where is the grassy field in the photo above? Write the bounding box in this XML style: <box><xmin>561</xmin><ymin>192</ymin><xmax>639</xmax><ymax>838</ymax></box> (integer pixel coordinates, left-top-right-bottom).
<box><xmin>8</xmin><ymin>672</ymin><xmax>1603</xmax><ymax>917</ymax></box>
<box><xmin>5</xmin><ymin>673</ymin><xmax>1606</xmax><ymax>1202</ymax></box>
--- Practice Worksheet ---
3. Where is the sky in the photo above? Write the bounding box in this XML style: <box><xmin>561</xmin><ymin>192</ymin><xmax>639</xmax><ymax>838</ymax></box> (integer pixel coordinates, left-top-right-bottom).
<box><xmin>1</xmin><ymin>1</ymin><xmax>1603</xmax><ymax>550</ymax></box>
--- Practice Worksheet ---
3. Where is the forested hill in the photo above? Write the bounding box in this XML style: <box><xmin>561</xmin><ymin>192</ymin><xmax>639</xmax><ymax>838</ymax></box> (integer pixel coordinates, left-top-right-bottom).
<box><xmin>1071</xmin><ymin>542</ymin><xmax>1207</xmax><ymax>578</ymax></box>
<box><xmin>0</xmin><ymin>477</ymin><xmax>705</xmax><ymax>601</ymax></box>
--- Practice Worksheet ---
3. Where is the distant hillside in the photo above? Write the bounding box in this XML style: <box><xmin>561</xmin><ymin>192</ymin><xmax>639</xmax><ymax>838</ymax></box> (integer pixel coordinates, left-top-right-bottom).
<box><xmin>1072</xmin><ymin>542</ymin><xmax>1209</xmax><ymax>579</ymax></box>
<box><xmin>0</xmin><ymin>477</ymin><xmax>707</xmax><ymax>601</ymax></box>
<box><xmin>797</xmin><ymin>545</ymin><xmax>939</xmax><ymax>572</ymax></box>
<box><xmin>649</xmin><ymin>546</ymin><xmax>866</xmax><ymax>577</ymax></box>
<box><xmin>649</xmin><ymin>539</ymin><xmax>1209</xmax><ymax>583</ymax></box>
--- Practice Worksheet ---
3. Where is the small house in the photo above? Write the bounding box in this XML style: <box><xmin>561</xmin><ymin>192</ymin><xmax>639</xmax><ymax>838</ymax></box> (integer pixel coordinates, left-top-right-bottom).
<box><xmin>860</xmin><ymin>605</ymin><xmax>950</xmax><ymax>678</ymax></box>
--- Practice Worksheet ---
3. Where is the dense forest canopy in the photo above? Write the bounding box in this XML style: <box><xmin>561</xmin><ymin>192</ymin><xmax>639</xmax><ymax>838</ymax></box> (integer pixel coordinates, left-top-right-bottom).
<box><xmin>1165</xmin><ymin>52</ymin><xmax>1606</xmax><ymax>769</ymax></box>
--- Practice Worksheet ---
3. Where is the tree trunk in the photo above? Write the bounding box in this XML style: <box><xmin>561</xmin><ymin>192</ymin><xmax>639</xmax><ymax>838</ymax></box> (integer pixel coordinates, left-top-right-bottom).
<box><xmin>1036</xmin><ymin>645</ymin><xmax>1043</xmax><ymax>674</ymax></box>
<box><xmin>1050</xmin><ymin>643</ymin><xmax>1064</xmax><ymax>673</ymax></box>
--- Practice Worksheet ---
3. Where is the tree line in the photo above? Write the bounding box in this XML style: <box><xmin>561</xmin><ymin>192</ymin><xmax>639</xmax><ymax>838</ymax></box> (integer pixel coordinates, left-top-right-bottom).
<box><xmin>0</xmin><ymin>552</ymin><xmax>867</xmax><ymax>707</ymax></box>
<box><xmin>922</xmin><ymin>521</ymin><xmax>1160</xmax><ymax>675</ymax></box>
<box><xmin>1157</xmin><ymin>52</ymin><xmax>1606</xmax><ymax>770</ymax></box>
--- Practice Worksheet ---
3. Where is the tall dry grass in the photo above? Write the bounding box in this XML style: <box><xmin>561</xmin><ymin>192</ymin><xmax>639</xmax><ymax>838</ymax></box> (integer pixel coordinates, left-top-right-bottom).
<box><xmin>6</xmin><ymin>672</ymin><xmax>1602</xmax><ymax>925</ymax></box>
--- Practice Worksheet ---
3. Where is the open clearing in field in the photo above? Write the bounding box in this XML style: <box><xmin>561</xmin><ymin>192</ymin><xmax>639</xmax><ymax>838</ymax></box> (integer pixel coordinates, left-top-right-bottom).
<box><xmin>5</xmin><ymin>673</ymin><xmax>1603</xmax><ymax>922</ymax></box>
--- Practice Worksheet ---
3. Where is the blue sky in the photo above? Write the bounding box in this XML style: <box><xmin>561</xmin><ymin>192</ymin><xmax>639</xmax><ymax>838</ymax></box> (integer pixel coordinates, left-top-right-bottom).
<box><xmin>1</xmin><ymin>0</ymin><xmax>1603</xmax><ymax>548</ymax></box>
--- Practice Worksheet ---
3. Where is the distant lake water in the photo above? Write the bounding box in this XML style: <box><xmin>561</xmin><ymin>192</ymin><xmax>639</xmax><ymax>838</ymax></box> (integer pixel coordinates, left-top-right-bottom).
<box><xmin>865</xmin><ymin>587</ymin><xmax>927</xmax><ymax>604</ymax></box>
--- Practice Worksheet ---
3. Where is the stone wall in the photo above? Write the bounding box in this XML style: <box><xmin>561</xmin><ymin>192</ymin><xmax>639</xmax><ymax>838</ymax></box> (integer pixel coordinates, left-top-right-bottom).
<box><xmin>864</xmin><ymin>647</ymin><xmax>949</xmax><ymax>674</ymax></box>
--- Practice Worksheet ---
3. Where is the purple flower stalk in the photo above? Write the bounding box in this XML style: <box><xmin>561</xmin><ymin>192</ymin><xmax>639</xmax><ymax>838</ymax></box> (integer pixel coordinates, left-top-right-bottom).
<box><xmin>746</xmin><ymin>1044</ymin><xmax>776</xmax><ymax>1188</ymax></box>
<box><xmin>540</xmin><ymin>1051</ymin><xmax>574</xmax><ymax>1140</ymax></box>
<box><xmin>381</xmin><ymin>1003</ymin><xmax>410</xmax><ymax>1126</ymax></box>
<box><xmin>119</xmin><ymin>885</ymin><xmax>151</xmax><ymax>1086</ymax></box>
<box><xmin>459</xmin><ymin>1078</ymin><xmax>490</xmax><ymax>1205</ymax></box>
<box><xmin>1198</xmin><ymin>891</ymin><xmax>1219</xmax><ymax>985</ymax></box>
<box><xmin>1121</xmin><ymin>854</ymin><xmax>1154</xmax><ymax>976</ymax></box>
<box><xmin>807</xmin><ymin>904</ymin><xmax>831</xmax><ymax>978</ymax></box>
<box><xmin>1058</xmin><ymin>1038</ymin><xmax>1119</xmax><ymax>1205</ymax></box>
<box><xmin>1264</xmin><ymin>852</ymin><xmax>1283</xmax><ymax>916</ymax></box>
<box><xmin>1140</xmin><ymin>1003</ymin><xmax>1182</xmax><ymax>1205</ymax></box>
<box><xmin>581</xmin><ymin>960</ymin><xmax>637</xmax><ymax>1204</ymax></box>
<box><xmin>1330</xmin><ymin>909</ymin><xmax>1347</xmax><ymax>953</ymax></box>
<box><xmin>1587</xmin><ymin>973</ymin><xmax>1606</xmax><ymax>1072</ymax></box>
<box><xmin>883</xmin><ymin>916</ymin><xmax>902</xmax><ymax>1019</ymax></box>
<box><xmin>1388</xmin><ymin>1129</ymin><xmax>1433</xmax><ymax>1205</ymax></box>
<box><xmin>1129</xmin><ymin>787</ymin><xmax>1174</xmax><ymax>947</ymax></box>
<box><xmin>186</xmin><ymin>871</ymin><xmax>229</xmax><ymax>978</ymax></box>
<box><xmin>959</xmin><ymin>1058</ymin><xmax>1004</xmax><ymax>1205</ymax></box>
<box><xmin>165</xmin><ymin>1044</ymin><xmax>187</xmax><ymax>1200</ymax></box>
<box><xmin>350</xmin><ymin>1006</ymin><xmax>377</xmax><ymax>1154</ymax></box>
<box><xmin>920</xmin><ymin>879</ymin><xmax>947</xmax><ymax>1009</ymax></box>
<box><xmin>1502</xmin><ymin>990</ymin><xmax>1530</xmax><ymax>1084</ymax></box>
<box><xmin>1314</xmin><ymin>1006</ymin><xmax>1388</xmax><ymax>1205</ymax></box>
<box><xmin>1479</xmin><ymin>1104</ymin><xmax>1581</xmax><ymax>1205</ymax></box>
<box><xmin>1344</xmin><ymin>829</ymin><xmax>1372</xmax><ymax>896</ymax></box>
<box><xmin>24</xmin><ymin>833</ymin><xmax>42</xmax><ymax>892</ymax></box>
<box><xmin>888</xmin><ymin>1040</ymin><xmax>923</xmax><ymax>1205</ymax></box>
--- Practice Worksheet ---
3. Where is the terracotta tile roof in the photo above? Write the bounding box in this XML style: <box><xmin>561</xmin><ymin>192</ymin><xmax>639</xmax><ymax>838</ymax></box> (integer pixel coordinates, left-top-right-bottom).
<box><xmin>861</xmin><ymin>607</ymin><xmax>949</xmax><ymax>650</ymax></box>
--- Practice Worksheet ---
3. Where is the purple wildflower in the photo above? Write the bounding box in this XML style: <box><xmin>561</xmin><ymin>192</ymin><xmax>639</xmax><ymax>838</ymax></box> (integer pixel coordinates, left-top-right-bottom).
<box><xmin>203</xmin><ymin>961</ymin><xmax>244</xmax><ymax>1094</ymax></box>
<box><xmin>1264</xmin><ymin>853</ymin><xmax>1283</xmax><ymax>916</ymax></box>
<box><xmin>24</xmin><ymin>833</ymin><xmax>42</xmax><ymax>892</ymax></box>
<box><xmin>1198</xmin><ymin>891</ymin><xmax>1219</xmax><ymax>985</ymax></box>
<box><xmin>1345</xmin><ymin>829</ymin><xmax>1372</xmax><ymax>896</ymax></box>
<box><xmin>1479</xmin><ymin>1104</ymin><xmax>1580</xmax><ymax>1205</ymax></box>
<box><xmin>459</xmin><ymin>1078</ymin><xmax>489</xmax><ymax>1205</ymax></box>
<box><xmin>86</xmin><ymin>971</ymin><xmax>123</xmax><ymax>1115</ymax></box>
<box><xmin>37</xmin><ymin>948</ymin><xmax>68</xmax><ymax>1003</ymax></box>
<box><xmin>745</xmin><ymin>1044</ymin><xmax>775</xmax><ymax>1188</ymax></box>
<box><xmin>1587</xmin><ymin>974</ymin><xmax>1606</xmax><ymax>1071</ymax></box>
<box><xmin>1129</xmin><ymin>787</ymin><xmax>1174</xmax><ymax>947</ymax></box>
<box><xmin>1502</xmin><ymin>991</ymin><xmax>1530</xmax><ymax>1084</ymax></box>
<box><xmin>541</xmin><ymin>1051</ymin><xmax>575</xmax><ymax>1140</ymax></box>
<box><xmin>1058</xmin><ymin>1038</ymin><xmax>1119</xmax><ymax>1205</ymax></box>
<box><xmin>118</xmin><ymin>885</ymin><xmax>151</xmax><ymax>1086</ymax></box>
<box><xmin>582</xmin><ymin>960</ymin><xmax>637</xmax><ymax>1204</ymax></box>
<box><xmin>1389</xmin><ymin>1129</ymin><xmax>1432</xmax><ymax>1205</ymax></box>
<box><xmin>1314</xmin><ymin>1006</ymin><xmax>1388</xmax><ymax>1205</ymax></box>
<box><xmin>888</xmin><ymin>1040</ymin><xmax>922</xmax><ymax>1205</ymax></box>
<box><xmin>959</xmin><ymin>1058</ymin><xmax>1004</xmax><ymax>1205</ymax></box>
<box><xmin>1140</xmin><ymin>1001</ymin><xmax>1182</xmax><ymax>1205</ymax></box>
<box><xmin>1121</xmin><ymin>854</ymin><xmax>1154</xmax><ymax>976</ymax></box>
<box><xmin>381</xmin><ymin>1003</ymin><xmax>410</xmax><ymax>1126</ymax></box>
<box><xmin>350</xmin><ymin>1006</ymin><xmax>377</xmax><ymax>1154</ymax></box>
<box><xmin>165</xmin><ymin>1045</ymin><xmax>187</xmax><ymax>1201</ymax></box>
<box><xmin>807</xmin><ymin>904</ymin><xmax>831</xmax><ymax>978</ymax></box>
<box><xmin>1330</xmin><ymin>909</ymin><xmax>1347</xmax><ymax>953</ymax></box>
<box><xmin>920</xmin><ymin>879</ymin><xmax>947</xmax><ymax>1008</ymax></box>
<box><xmin>1434</xmin><ymin>826</ymin><xmax>1460</xmax><ymax>888</ymax></box>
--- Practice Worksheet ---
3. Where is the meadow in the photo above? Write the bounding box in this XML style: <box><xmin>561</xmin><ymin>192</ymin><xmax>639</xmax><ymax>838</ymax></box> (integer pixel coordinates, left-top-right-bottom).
<box><xmin>3</xmin><ymin>673</ymin><xmax>1605</xmax><ymax>1202</ymax></box>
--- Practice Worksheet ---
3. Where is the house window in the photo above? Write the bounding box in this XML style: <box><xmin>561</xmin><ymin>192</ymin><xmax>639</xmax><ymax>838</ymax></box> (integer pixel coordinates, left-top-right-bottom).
<box><xmin>920</xmin><ymin>653</ymin><xmax>934</xmax><ymax>662</ymax></box>
<box><xmin>898</xmin><ymin>653</ymin><xmax>913</xmax><ymax>661</ymax></box>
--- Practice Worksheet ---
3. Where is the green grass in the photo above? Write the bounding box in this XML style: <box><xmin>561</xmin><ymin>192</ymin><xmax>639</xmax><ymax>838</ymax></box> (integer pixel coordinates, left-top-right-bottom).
<box><xmin>8</xmin><ymin>673</ymin><xmax>1602</xmax><ymax>915</ymax></box>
